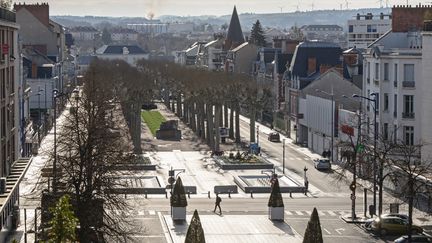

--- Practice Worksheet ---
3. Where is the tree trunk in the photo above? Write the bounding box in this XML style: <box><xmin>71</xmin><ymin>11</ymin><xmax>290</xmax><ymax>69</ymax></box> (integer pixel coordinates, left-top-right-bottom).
<box><xmin>215</xmin><ymin>104</ymin><xmax>222</xmax><ymax>152</ymax></box>
<box><xmin>224</xmin><ymin>103</ymin><xmax>229</xmax><ymax>128</ymax></box>
<box><xmin>190</xmin><ymin>102</ymin><xmax>196</xmax><ymax>132</ymax></box>
<box><xmin>206</xmin><ymin>103</ymin><xmax>214</xmax><ymax>150</ymax></box>
<box><xmin>229</xmin><ymin>102</ymin><xmax>234</xmax><ymax>139</ymax></box>
<box><xmin>408</xmin><ymin>178</ymin><xmax>414</xmax><ymax>242</ymax></box>
<box><xmin>200</xmin><ymin>102</ymin><xmax>206</xmax><ymax>140</ymax></box>
<box><xmin>250</xmin><ymin>106</ymin><xmax>256</xmax><ymax>143</ymax></box>
<box><xmin>235</xmin><ymin>104</ymin><xmax>240</xmax><ymax>143</ymax></box>
<box><xmin>176</xmin><ymin>94</ymin><xmax>182</xmax><ymax>117</ymax></box>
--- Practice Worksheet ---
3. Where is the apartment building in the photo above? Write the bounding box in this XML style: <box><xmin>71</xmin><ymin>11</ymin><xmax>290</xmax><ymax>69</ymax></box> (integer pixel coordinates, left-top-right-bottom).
<box><xmin>363</xmin><ymin>5</ymin><xmax>432</xmax><ymax>162</ymax></box>
<box><xmin>348</xmin><ymin>12</ymin><xmax>392</xmax><ymax>49</ymax></box>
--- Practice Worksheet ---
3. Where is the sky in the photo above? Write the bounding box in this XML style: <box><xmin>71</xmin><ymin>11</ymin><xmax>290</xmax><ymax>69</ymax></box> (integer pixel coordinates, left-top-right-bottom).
<box><xmin>14</xmin><ymin>0</ymin><xmax>414</xmax><ymax>17</ymax></box>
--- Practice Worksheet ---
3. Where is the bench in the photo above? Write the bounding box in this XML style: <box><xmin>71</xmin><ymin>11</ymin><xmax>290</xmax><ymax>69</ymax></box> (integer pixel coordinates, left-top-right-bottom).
<box><xmin>214</xmin><ymin>185</ymin><xmax>238</xmax><ymax>194</ymax></box>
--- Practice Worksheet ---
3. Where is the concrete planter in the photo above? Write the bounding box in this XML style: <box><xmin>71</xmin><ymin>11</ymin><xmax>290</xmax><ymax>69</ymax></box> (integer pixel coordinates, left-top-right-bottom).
<box><xmin>172</xmin><ymin>206</ymin><xmax>186</xmax><ymax>221</ymax></box>
<box><xmin>268</xmin><ymin>206</ymin><xmax>284</xmax><ymax>221</ymax></box>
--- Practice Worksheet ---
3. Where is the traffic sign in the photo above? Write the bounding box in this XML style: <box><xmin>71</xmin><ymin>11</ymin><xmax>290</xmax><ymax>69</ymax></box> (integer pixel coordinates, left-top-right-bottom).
<box><xmin>168</xmin><ymin>176</ymin><xmax>175</xmax><ymax>185</ymax></box>
<box><xmin>351</xmin><ymin>194</ymin><xmax>356</xmax><ymax>200</ymax></box>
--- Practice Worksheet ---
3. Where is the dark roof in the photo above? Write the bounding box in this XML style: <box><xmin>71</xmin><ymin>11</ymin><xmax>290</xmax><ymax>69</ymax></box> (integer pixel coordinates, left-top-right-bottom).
<box><xmin>289</xmin><ymin>41</ymin><xmax>342</xmax><ymax>78</ymax></box>
<box><xmin>111</xmin><ymin>28</ymin><xmax>138</xmax><ymax>34</ymax></box>
<box><xmin>277</xmin><ymin>53</ymin><xmax>293</xmax><ymax>74</ymax></box>
<box><xmin>77</xmin><ymin>55</ymin><xmax>97</xmax><ymax>65</ymax></box>
<box><xmin>99</xmin><ymin>45</ymin><xmax>147</xmax><ymax>54</ymax></box>
<box><xmin>226</xmin><ymin>6</ymin><xmax>245</xmax><ymax>45</ymax></box>
<box><xmin>302</xmin><ymin>25</ymin><xmax>343</xmax><ymax>30</ymax></box>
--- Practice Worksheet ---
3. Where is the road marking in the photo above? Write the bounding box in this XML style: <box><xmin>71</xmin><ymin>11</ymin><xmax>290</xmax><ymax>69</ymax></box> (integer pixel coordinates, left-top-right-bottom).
<box><xmin>284</xmin><ymin>210</ymin><xmax>293</xmax><ymax>215</ymax></box>
<box><xmin>327</xmin><ymin>211</ymin><xmax>337</xmax><ymax>216</ymax></box>
<box><xmin>335</xmin><ymin>228</ymin><xmax>345</xmax><ymax>235</ymax></box>
<box><xmin>149</xmin><ymin>210</ymin><xmax>155</xmax><ymax>215</ymax></box>
<box><xmin>295</xmin><ymin>211</ymin><xmax>304</xmax><ymax>215</ymax></box>
<box><xmin>319</xmin><ymin>211</ymin><xmax>326</xmax><ymax>216</ymax></box>
<box><xmin>137</xmin><ymin>210</ymin><xmax>145</xmax><ymax>216</ymax></box>
<box><xmin>304</xmin><ymin>211</ymin><xmax>311</xmax><ymax>215</ymax></box>
<box><xmin>324</xmin><ymin>228</ymin><xmax>332</xmax><ymax>234</ymax></box>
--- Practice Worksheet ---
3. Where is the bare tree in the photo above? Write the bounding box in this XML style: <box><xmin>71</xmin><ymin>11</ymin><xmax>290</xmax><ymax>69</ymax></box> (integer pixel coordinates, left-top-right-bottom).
<box><xmin>49</xmin><ymin>59</ymin><xmax>140</xmax><ymax>241</ymax></box>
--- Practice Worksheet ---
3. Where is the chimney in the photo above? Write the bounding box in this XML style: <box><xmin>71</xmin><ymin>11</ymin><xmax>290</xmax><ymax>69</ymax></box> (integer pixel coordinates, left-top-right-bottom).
<box><xmin>14</xmin><ymin>3</ymin><xmax>50</xmax><ymax>27</ymax></box>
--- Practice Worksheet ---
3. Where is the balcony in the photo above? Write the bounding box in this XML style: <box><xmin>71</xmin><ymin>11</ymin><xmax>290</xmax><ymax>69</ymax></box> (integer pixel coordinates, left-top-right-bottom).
<box><xmin>402</xmin><ymin>81</ymin><xmax>415</xmax><ymax>88</ymax></box>
<box><xmin>393</xmin><ymin>111</ymin><xmax>397</xmax><ymax>118</ymax></box>
<box><xmin>374</xmin><ymin>79</ymin><xmax>379</xmax><ymax>85</ymax></box>
<box><xmin>367</xmin><ymin>78</ymin><xmax>370</xmax><ymax>84</ymax></box>
<box><xmin>394</xmin><ymin>81</ymin><xmax>398</xmax><ymax>87</ymax></box>
<box><xmin>402</xmin><ymin>112</ymin><xmax>415</xmax><ymax>119</ymax></box>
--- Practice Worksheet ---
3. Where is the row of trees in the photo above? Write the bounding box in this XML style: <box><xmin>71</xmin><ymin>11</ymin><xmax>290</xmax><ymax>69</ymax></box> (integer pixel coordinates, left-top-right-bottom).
<box><xmin>43</xmin><ymin>59</ymin><xmax>155</xmax><ymax>241</ymax></box>
<box><xmin>136</xmin><ymin>59</ymin><xmax>272</xmax><ymax>152</ymax></box>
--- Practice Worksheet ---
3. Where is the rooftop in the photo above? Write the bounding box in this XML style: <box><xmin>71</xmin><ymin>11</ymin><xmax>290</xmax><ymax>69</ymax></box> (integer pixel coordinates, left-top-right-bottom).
<box><xmin>96</xmin><ymin>45</ymin><xmax>148</xmax><ymax>55</ymax></box>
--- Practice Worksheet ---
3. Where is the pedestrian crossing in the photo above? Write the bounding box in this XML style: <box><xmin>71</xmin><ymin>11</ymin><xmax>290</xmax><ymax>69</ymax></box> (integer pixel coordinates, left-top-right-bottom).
<box><xmin>126</xmin><ymin>209</ymin><xmax>354</xmax><ymax>217</ymax></box>
<box><xmin>284</xmin><ymin>210</ymin><xmax>355</xmax><ymax>217</ymax></box>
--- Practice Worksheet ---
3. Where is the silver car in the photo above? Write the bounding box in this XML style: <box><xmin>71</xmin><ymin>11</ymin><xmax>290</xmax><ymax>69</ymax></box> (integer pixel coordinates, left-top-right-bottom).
<box><xmin>313</xmin><ymin>158</ymin><xmax>331</xmax><ymax>170</ymax></box>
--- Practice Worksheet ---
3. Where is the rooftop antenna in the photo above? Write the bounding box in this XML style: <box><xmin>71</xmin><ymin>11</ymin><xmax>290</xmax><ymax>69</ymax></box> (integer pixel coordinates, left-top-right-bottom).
<box><xmin>311</xmin><ymin>2</ymin><xmax>315</xmax><ymax>11</ymax></box>
<box><xmin>345</xmin><ymin>0</ymin><xmax>350</xmax><ymax>9</ymax></box>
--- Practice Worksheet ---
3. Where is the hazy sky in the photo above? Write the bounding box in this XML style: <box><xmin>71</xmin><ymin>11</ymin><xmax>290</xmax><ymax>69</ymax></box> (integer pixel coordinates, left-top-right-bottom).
<box><xmin>16</xmin><ymin>0</ymin><xmax>412</xmax><ymax>17</ymax></box>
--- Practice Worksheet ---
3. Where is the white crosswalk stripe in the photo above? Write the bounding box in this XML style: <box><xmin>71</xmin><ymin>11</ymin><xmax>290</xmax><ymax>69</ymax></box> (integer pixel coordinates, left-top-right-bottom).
<box><xmin>295</xmin><ymin>211</ymin><xmax>304</xmax><ymax>215</ymax></box>
<box><xmin>285</xmin><ymin>210</ymin><xmax>293</xmax><ymax>215</ymax></box>
<box><xmin>149</xmin><ymin>210</ymin><xmax>156</xmax><ymax>215</ymax></box>
<box><xmin>327</xmin><ymin>210</ymin><xmax>337</xmax><ymax>216</ymax></box>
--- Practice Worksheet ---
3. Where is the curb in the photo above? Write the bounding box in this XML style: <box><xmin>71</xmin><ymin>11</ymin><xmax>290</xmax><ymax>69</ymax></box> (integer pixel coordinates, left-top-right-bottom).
<box><xmin>340</xmin><ymin>215</ymin><xmax>370</xmax><ymax>224</ymax></box>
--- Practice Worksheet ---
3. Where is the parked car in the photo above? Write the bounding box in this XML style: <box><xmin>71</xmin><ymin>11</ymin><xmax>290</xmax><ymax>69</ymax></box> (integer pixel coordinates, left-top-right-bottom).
<box><xmin>268</xmin><ymin>132</ymin><xmax>280</xmax><ymax>142</ymax></box>
<box><xmin>313</xmin><ymin>158</ymin><xmax>331</xmax><ymax>170</ymax></box>
<box><xmin>371</xmin><ymin>216</ymin><xmax>423</xmax><ymax>236</ymax></box>
<box><xmin>364</xmin><ymin>213</ymin><xmax>409</xmax><ymax>229</ymax></box>
<box><xmin>394</xmin><ymin>235</ymin><xmax>432</xmax><ymax>242</ymax></box>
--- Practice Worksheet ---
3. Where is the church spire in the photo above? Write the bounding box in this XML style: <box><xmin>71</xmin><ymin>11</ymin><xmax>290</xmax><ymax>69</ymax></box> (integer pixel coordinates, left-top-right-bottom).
<box><xmin>224</xmin><ymin>5</ymin><xmax>245</xmax><ymax>50</ymax></box>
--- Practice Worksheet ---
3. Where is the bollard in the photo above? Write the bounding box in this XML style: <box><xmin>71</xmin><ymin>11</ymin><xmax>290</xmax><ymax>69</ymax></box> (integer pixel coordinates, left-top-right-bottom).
<box><xmin>165</xmin><ymin>191</ymin><xmax>168</xmax><ymax>199</ymax></box>
<box><xmin>290</xmin><ymin>192</ymin><xmax>292</xmax><ymax>198</ymax></box>
<box><xmin>251</xmin><ymin>191</ymin><xmax>253</xmax><ymax>198</ymax></box>
<box><xmin>228</xmin><ymin>191</ymin><xmax>231</xmax><ymax>198</ymax></box>
<box><xmin>188</xmin><ymin>191</ymin><xmax>191</xmax><ymax>199</ymax></box>
<box><xmin>24</xmin><ymin>208</ymin><xmax>27</xmax><ymax>243</ymax></box>
<box><xmin>125</xmin><ymin>194</ymin><xmax>127</xmax><ymax>199</ymax></box>
<box><xmin>34</xmin><ymin>208</ymin><xmax>37</xmax><ymax>242</ymax></box>
<box><xmin>208</xmin><ymin>191</ymin><xmax>211</xmax><ymax>199</ymax></box>
<box><xmin>145</xmin><ymin>193</ymin><xmax>147</xmax><ymax>199</ymax></box>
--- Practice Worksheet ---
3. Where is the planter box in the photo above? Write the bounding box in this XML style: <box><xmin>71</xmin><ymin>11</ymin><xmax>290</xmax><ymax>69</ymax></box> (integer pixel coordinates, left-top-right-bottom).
<box><xmin>172</xmin><ymin>206</ymin><xmax>186</xmax><ymax>221</ymax></box>
<box><xmin>268</xmin><ymin>207</ymin><xmax>284</xmax><ymax>221</ymax></box>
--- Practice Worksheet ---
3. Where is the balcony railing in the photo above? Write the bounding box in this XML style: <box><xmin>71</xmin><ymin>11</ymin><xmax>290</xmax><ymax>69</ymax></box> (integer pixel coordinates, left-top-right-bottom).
<box><xmin>394</xmin><ymin>81</ymin><xmax>398</xmax><ymax>87</ymax></box>
<box><xmin>402</xmin><ymin>81</ymin><xmax>415</xmax><ymax>88</ymax></box>
<box><xmin>374</xmin><ymin>79</ymin><xmax>379</xmax><ymax>85</ymax></box>
<box><xmin>393</xmin><ymin>111</ymin><xmax>397</xmax><ymax>118</ymax></box>
<box><xmin>367</xmin><ymin>78</ymin><xmax>370</xmax><ymax>84</ymax></box>
<box><xmin>402</xmin><ymin>112</ymin><xmax>415</xmax><ymax>119</ymax></box>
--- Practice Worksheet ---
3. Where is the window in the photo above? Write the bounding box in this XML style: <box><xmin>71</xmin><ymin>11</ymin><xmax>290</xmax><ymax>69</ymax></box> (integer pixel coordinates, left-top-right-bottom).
<box><xmin>394</xmin><ymin>63</ymin><xmax>398</xmax><ymax>82</ymax></box>
<box><xmin>394</xmin><ymin>94</ymin><xmax>397</xmax><ymax>117</ymax></box>
<box><xmin>367</xmin><ymin>62</ymin><xmax>370</xmax><ymax>81</ymax></box>
<box><xmin>403</xmin><ymin>64</ymin><xmax>415</xmax><ymax>82</ymax></box>
<box><xmin>383</xmin><ymin>123</ymin><xmax>388</xmax><ymax>140</ymax></box>
<box><xmin>404</xmin><ymin>126</ymin><xmax>414</xmax><ymax>145</ymax></box>
<box><xmin>375</xmin><ymin>63</ymin><xmax>379</xmax><ymax>80</ymax></box>
<box><xmin>384</xmin><ymin>63</ymin><xmax>389</xmax><ymax>80</ymax></box>
<box><xmin>394</xmin><ymin>125</ymin><xmax>398</xmax><ymax>142</ymax></box>
<box><xmin>349</xmin><ymin>25</ymin><xmax>353</xmax><ymax>32</ymax></box>
<box><xmin>403</xmin><ymin>95</ymin><xmax>414</xmax><ymax>118</ymax></box>
<box><xmin>384</xmin><ymin>93</ymin><xmax>389</xmax><ymax>111</ymax></box>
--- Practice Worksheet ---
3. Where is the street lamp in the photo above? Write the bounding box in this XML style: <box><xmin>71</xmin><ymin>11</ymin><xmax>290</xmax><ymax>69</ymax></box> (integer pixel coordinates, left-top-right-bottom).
<box><xmin>282</xmin><ymin>138</ymin><xmax>286</xmax><ymax>175</ymax></box>
<box><xmin>315</xmin><ymin>89</ymin><xmax>334</xmax><ymax>163</ymax></box>
<box><xmin>353</xmin><ymin>92</ymin><xmax>378</xmax><ymax>216</ymax></box>
<box><xmin>37</xmin><ymin>87</ymin><xmax>44</xmax><ymax>145</ymax></box>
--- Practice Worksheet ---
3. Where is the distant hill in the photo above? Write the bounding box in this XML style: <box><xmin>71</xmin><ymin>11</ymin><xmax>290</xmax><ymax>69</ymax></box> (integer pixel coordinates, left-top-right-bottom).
<box><xmin>53</xmin><ymin>8</ymin><xmax>392</xmax><ymax>31</ymax></box>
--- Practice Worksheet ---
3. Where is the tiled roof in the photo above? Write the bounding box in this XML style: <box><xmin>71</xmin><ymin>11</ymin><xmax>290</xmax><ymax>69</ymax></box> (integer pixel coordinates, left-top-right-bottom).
<box><xmin>226</xmin><ymin>6</ymin><xmax>245</xmax><ymax>44</ymax></box>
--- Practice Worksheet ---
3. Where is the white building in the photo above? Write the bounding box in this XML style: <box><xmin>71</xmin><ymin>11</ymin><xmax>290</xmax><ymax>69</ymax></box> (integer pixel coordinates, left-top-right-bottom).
<box><xmin>301</xmin><ymin>25</ymin><xmax>345</xmax><ymax>44</ymax></box>
<box><xmin>126</xmin><ymin>23</ymin><xmax>168</xmax><ymax>35</ymax></box>
<box><xmin>167</xmin><ymin>22</ymin><xmax>194</xmax><ymax>33</ymax></box>
<box><xmin>70</xmin><ymin>26</ymin><xmax>99</xmax><ymax>41</ymax></box>
<box><xmin>95</xmin><ymin>45</ymin><xmax>149</xmax><ymax>66</ymax></box>
<box><xmin>347</xmin><ymin>13</ymin><xmax>391</xmax><ymax>49</ymax></box>
<box><xmin>111</xmin><ymin>28</ymin><xmax>138</xmax><ymax>42</ymax></box>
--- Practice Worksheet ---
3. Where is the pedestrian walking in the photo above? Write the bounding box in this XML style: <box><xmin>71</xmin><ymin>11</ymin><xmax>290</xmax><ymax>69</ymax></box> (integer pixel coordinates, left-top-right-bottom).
<box><xmin>214</xmin><ymin>194</ymin><xmax>222</xmax><ymax>214</ymax></box>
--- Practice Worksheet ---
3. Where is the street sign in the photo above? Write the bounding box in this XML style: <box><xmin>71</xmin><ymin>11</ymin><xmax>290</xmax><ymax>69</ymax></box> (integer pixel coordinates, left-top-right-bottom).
<box><xmin>219</xmin><ymin>127</ymin><xmax>229</xmax><ymax>138</ymax></box>
<box><xmin>356</xmin><ymin>144</ymin><xmax>364</xmax><ymax>153</ymax></box>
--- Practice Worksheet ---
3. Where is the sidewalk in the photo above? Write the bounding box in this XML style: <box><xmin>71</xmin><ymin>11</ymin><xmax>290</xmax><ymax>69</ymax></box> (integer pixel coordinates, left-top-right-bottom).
<box><xmin>240</xmin><ymin>114</ymin><xmax>432</xmax><ymax>226</ymax></box>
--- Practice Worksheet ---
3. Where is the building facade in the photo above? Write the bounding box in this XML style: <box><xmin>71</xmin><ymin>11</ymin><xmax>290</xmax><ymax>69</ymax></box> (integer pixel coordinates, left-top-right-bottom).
<box><xmin>347</xmin><ymin>12</ymin><xmax>392</xmax><ymax>49</ymax></box>
<box><xmin>69</xmin><ymin>26</ymin><xmax>99</xmax><ymax>41</ymax></box>
<box><xmin>0</xmin><ymin>7</ymin><xmax>19</xmax><ymax>177</ymax></box>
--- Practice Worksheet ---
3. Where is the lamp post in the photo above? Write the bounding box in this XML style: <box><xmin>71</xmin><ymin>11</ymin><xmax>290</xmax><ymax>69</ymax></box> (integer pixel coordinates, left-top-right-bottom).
<box><xmin>282</xmin><ymin>138</ymin><xmax>286</xmax><ymax>175</ymax></box>
<box><xmin>353</xmin><ymin>93</ymin><xmax>378</xmax><ymax>216</ymax></box>
<box><xmin>37</xmin><ymin>87</ymin><xmax>44</xmax><ymax>145</ymax></box>
<box><xmin>315</xmin><ymin>89</ymin><xmax>334</xmax><ymax>163</ymax></box>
